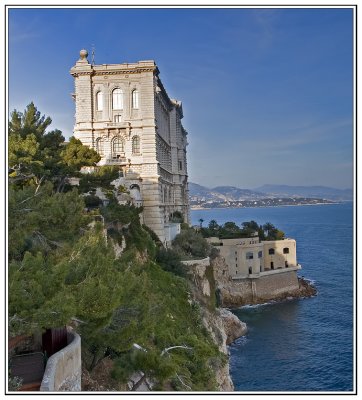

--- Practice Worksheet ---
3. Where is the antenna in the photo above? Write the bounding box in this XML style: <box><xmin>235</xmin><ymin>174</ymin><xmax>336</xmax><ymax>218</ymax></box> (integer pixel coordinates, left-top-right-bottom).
<box><xmin>91</xmin><ymin>44</ymin><xmax>95</xmax><ymax>65</ymax></box>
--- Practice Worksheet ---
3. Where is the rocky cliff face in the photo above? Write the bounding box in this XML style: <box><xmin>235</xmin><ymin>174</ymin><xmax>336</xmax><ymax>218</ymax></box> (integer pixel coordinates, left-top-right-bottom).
<box><xmin>184</xmin><ymin>259</ymin><xmax>248</xmax><ymax>391</ymax></box>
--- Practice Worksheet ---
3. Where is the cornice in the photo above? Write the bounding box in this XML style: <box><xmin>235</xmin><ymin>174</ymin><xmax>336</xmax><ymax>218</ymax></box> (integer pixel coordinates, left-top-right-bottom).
<box><xmin>70</xmin><ymin>66</ymin><xmax>156</xmax><ymax>78</ymax></box>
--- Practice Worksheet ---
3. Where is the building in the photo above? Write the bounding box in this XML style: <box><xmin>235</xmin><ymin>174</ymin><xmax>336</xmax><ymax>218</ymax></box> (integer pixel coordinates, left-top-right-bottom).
<box><xmin>70</xmin><ymin>49</ymin><xmax>190</xmax><ymax>243</ymax></box>
<box><xmin>208</xmin><ymin>236</ymin><xmax>303</xmax><ymax>304</ymax></box>
<box><xmin>208</xmin><ymin>236</ymin><xmax>301</xmax><ymax>279</ymax></box>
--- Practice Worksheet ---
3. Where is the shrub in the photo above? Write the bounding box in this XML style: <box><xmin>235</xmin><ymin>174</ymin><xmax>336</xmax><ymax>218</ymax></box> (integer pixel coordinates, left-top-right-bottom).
<box><xmin>172</xmin><ymin>228</ymin><xmax>210</xmax><ymax>259</ymax></box>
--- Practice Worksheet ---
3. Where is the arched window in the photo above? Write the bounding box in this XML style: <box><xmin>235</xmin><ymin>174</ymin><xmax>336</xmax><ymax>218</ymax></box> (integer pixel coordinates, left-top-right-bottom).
<box><xmin>246</xmin><ymin>252</ymin><xmax>253</xmax><ymax>260</ymax></box>
<box><xmin>112</xmin><ymin>88</ymin><xmax>123</xmax><ymax>110</ymax></box>
<box><xmin>132</xmin><ymin>89</ymin><xmax>139</xmax><ymax>109</ymax></box>
<box><xmin>269</xmin><ymin>248</ymin><xmax>275</xmax><ymax>255</ymax></box>
<box><xmin>96</xmin><ymin>91</ymin><xmax>103</xmax><ymax>111</ymax></box>
<box><xmin>96</xmin><ymin>138</ymin><xmax>104</xmax><ymax>156</ymax></box>
<box><xmin>283</xmin><ymin>247</ymin><xmax>289</xmax><ymax>254</ymax></box>
<box><xmin>258</xmin><ymin>251</ymin><xmax>263</xmax><ymax>259</ymax></box>
<box><xmin>112</xmin><ymin>137</ymin><xmax>124</xmax><ymax>156</ymax></box>
<box><xmin>132</xmin><ymin>135</ymin><xmax>141</xmax><ymax>154</ymax></box>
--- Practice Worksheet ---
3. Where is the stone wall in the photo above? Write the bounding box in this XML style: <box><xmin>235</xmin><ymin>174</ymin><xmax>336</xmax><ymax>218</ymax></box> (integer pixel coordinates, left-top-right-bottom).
<box><xmin>212</xmin><ymin>254</ymin><xmax>307</xmax><ymax>307</ymax></box>
<box><xmin>40</xmin><ymin>330</ymin><xmax>81</xmax><ymax>392</ymax></box>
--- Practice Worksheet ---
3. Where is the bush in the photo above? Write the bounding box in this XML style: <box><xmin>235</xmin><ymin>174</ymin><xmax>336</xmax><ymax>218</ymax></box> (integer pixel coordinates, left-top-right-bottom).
<box><xmin>172</xmin><ymin>228</ymin><xmax>210</xmax><ymax>259</ymax></box>
<box><xmin>156</xmin><ymin>248</ymin><xmax>186</xmax><ymax>278</ymax></box>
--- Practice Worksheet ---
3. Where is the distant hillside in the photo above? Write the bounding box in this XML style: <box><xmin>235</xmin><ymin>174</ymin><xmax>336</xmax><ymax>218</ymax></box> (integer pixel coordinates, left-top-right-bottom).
<box><xmin>254</xmin><ymin>184</ymin><xmax>353</xmax><ymax>201</ymax></box>
<box><xmin>189</xmin><ymin>182</ymin><xmax>353</xmax><ymax>202</ymax></box>
<box><xmin>189</xmin><ymin>182</ymin><xmax>266</xmax><ymax>202</ymax></box>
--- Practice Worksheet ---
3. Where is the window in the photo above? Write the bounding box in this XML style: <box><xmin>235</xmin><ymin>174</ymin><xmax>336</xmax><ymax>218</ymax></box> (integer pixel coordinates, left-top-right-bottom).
<box><xmin>258</xmin><ymin>251</ymin><xmax>263</xmax><ymax>258</ymax></box>
<box><xmin>132</xmin><ymin>136</ymin><xmax>141</xmax><ymax>154</ymax></box>
<box><xmin>249</xmin><ymin>267</ymin><xmax>252</xmax><ymax>274</ymax></box>
<box><xmin>96</xmin><ymin>91</ymin><xmax>103</xmax><ymax>111</ymax></box>
<box><xmin>96</xmin><ymin>138</ymin><xmax>104</xmax><ymax>156</ymax></box>
<box><xmin>132</xmin><ymin>89</ymin><xmax>139</xmax><ymax>109</ymax></box>
<box><xmin>283</xmin><ymin>247</ymin><xmax>289</xmax><ymax>254</ymax></box>
<box><xmin>285</xmin><ymin>261</ymin><xmax>289</xmax><ymax>268</ymax></box>
<box><xmin>271</xmin><ymin>262</ymin><xmax>274</xmax><ymax>270</ymax></box>
<box><xmin>112</xmin><ymin>88</ymin><xmax>123</xmax><ymax>110</ymax></box>
<box><xmin>179</xmin><ymin>161</ymin><xmax>183</xmax><ymax>170</ymax></box>
<box><xmin>246</xmin><ymin>252</ymin><xmax>253</xmax><ymax>260</ymax></box>
<box><xmin>114</xmin><ymin>115</ymin><xmax>122</xmax><ymax>123</ymax></box>
<box><xmin>112</xmin><ymin>137</ymin><xmax>124</xmax><ymax>155</ymax></box>
<box><xmin>269</xmin><ymin>248</ymin><xmax>275</xmax><ymax>255</ymax></box>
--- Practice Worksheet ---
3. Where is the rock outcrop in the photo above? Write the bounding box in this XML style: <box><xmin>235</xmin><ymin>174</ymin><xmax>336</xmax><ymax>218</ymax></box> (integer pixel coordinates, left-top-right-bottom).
<box><xmin>219</xmin><ymin>308</ymin><xmax>247</xmax><ymax>345</ymax></box>
<box><xmin>185</xmin><ymin>258</ymin><xmax>248</xmax><ymax>391</ymax></box>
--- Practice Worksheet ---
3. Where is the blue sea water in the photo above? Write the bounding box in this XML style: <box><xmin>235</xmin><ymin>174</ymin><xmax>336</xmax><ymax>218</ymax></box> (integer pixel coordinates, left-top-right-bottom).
<box><xmin>191</xmin><ymin>203</ymin><xmax>354</xmax><ymax>392</ymax></box>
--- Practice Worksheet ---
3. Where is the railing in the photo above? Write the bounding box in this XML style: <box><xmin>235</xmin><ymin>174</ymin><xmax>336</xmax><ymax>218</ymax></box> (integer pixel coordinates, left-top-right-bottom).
<box><xmin>106</xmin><ymin>157</ymin><xmax>128</xmax><ymax>165</ymax></box>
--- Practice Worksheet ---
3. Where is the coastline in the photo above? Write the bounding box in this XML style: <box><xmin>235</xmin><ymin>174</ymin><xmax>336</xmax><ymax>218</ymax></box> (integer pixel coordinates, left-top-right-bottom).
<box><xmin>190</xmin><ymin>202</ymin><xmax>341</xmax><ymax>211</ymax></box>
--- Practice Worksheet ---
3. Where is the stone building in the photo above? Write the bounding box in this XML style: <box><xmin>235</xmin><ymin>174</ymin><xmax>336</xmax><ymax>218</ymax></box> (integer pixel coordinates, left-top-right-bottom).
<box><xmin>70</xmin><ymin>50</ymin><xmax>189</xmax><ymax>243</ymax></box>
<box><xmin>207</xmin><ymin>236</ymin><xmax>301</xmax><ymax>279</ymax></box>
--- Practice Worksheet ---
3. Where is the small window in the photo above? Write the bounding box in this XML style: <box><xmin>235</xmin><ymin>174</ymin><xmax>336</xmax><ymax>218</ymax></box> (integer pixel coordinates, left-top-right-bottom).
<box><xmin>269</xmin><ymin>248</ymin><xmax>275</xmax><ymax>255</ymax></box>
<box><xmin>285</xmin><ymin>261</ymin><xmax>289</xmax><ymax>268</ymax></box>
<box><xmin>112</xmin><ymin>88</ymin><xmax>123</xmax><ymax>110</ymax></box>
<box><xmin>271</xmin><ymin>262</ymin><xmax>274</xmax><ymax>270</ymax></box>
<box><xmin>132</xmin><ymin>89</ymin><xmax>139</xmax><ymax>109</ymax></box>
<box><xmin>249</xmin><ymin>267</ymin><xmax>252</xmax><ymax>274</ymax></box>
<box><xmin>132</xmin><ymin>136</ymin><xmax>141</xmax><ymax>154</ymax></box>
<box><xmin>96</xmin><ymin>91</ymin><xmax>103</xmax><ymax>111</ymax></box>
<box><xmin>112</xmin><ymin>137</ymin><xmax>124</xmax><ymax>155</ymax></box>
<box><xmin>258</xmin><ymin>251</ymin><xmax>263</xmax><ymax>258</ymax></box>
<box><xmin>246</xmin><ymin>252</ymin><xmax>253</xmax><ymax>260</ymax></box>
<box><xmin>179</xmin><ymin>161</ymin><xmax>183</xmax><ymax>170</ymax></box>
<box><xmin>96</xmin><ymin>138</ymin><xmax>104</xmax><ymax>156</ymax></box>
<box><xmin>283</xmin><ymin>247</ymin><xmax>289</xmax><ymax>254</ymax></box>
<box><xmin>235</xmin><ymin>251</ymin><xmax>237</xmax><ymax>255</ymax></box>
<box><xmin>114</xmin><ymin>115</ymin><xmax>122</xmax><ymax>123</ymax></box>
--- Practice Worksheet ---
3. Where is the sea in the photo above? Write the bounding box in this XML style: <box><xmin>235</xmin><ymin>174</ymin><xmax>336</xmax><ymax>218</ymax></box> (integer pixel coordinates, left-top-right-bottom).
<box><xmin>191</xmin><ymin>202</ymin><xmax>354</xmax><ymax>392</ymax></box>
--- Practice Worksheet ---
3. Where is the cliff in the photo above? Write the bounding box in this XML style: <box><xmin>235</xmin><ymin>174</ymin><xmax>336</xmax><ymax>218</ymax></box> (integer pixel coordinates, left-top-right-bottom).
<box><xmin>183</xmin><ymin>259</ymin><xmax>248</xmax><ymax>391</ymax></box>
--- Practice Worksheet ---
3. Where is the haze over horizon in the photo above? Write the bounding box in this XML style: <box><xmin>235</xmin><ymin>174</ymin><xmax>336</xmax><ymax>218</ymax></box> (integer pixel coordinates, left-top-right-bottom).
<box><xmin>8</xmin><ymin>7</ymin><xmax>354</xmax><ymax>190</ymax></box>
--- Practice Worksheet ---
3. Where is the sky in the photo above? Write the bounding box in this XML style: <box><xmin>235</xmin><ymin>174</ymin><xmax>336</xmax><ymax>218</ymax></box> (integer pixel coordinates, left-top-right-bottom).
<box><xmin>8</xmin><ymin>6</ymin><xmax>354</xmax><ymax>189</ymax></box>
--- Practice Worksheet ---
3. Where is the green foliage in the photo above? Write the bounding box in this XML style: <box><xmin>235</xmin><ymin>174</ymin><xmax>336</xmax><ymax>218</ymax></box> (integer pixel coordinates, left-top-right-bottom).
<box><xmin>172</xmin><ymin>227</ymin><xmax>211</xmax><ymax>259</ymax></box>
<box><xmin>9</xmin><ymin>252</ymin><xmax>76</xmax><ymax>336</ymax></box>
<box><xmin>200</xmin><ymin>219</ymin><xmax>285</xmax><ymax>241</ymax></box>
<box><xmin>60</xmin><ymin>137</ymin><xmax>100</xmax><ymax>170</ymax></box>
<box><xmin>9</xmin><ymin>103</ymin><xmax>99</xmax><ymax>191</ymax></box>
<box><xmin>78</xmin><ymin>166</ymin><xmax>120</xmax><ymax>193</ymax></box>
<box><xmin>84</xmin><ymin>195</ymin><xmax>102</xmax><ymax>208</ymax></box>
<box><xmin>8</xmin><ymin>103</ymin><xmax>223</xmax><ymax>390</ymax></box>
<box><xmin>155</xmin><ymin>248</ymin><xmax>186</xmax><ymax>278</ymax></box>
<box><xmin>8</xmin><ymin>183</ymin><xmax>89</xmax><ymax>261</ymax></box>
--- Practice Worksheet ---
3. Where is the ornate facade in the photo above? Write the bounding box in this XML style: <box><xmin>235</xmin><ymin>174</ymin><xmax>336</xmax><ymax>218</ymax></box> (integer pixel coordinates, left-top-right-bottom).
<box><xmin>70</xmin><ymin>50</ymin><xmax>189</xmax><ymax>243</ymax></box>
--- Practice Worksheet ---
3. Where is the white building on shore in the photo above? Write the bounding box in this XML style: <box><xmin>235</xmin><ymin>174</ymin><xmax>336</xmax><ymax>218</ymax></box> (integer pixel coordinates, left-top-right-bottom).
<box><xmin>70</xmin><ymin>50</ymin><xmax>190</xmax><ymax>243</ymax></box>
<box><xmin>207</xmin><ymin>236</ymin><xmax>301</xmax><ymax>280</ymax></box>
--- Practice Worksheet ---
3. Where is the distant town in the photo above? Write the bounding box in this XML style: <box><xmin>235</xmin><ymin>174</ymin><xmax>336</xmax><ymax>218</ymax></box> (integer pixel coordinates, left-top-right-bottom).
<box><xmin>190</xmin><ymin>197</ymin><xmax>335</xmax><ymax>210</ymax></box>
<box><xmin>188</xmin><ymin>182</ymin><xmax>352</xmax><ymax>209</ymax></box>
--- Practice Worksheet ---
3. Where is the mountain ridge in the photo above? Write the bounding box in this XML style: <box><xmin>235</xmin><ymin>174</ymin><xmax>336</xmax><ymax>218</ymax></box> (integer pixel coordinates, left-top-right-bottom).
<box><xmin>189</xmin><ymin>182</ymin><xmax>353</xmax><ymax>201</ymax></box>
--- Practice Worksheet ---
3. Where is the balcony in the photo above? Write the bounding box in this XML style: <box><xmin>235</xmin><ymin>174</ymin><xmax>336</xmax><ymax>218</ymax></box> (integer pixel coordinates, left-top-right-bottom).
<box><xmin>106</xmin><ymin>156</ymin><xmax>128</xmax><ymax>165</ymax></box>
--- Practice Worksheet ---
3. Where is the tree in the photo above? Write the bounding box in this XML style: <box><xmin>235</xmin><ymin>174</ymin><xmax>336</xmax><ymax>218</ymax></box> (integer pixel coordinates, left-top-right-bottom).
<box><xmin>263</xmin><ymin>222</ymin><xmax>275</xmax><ymax>237</ymax></box>
<box><xmin>172</xmin><ymin>228</ymin><xmax>210</xmax><ymax>259</ymax></box>
<box><xmin>219</xmin><ymin>221</ymin><xmax>242</xmax><ymax>239</ymax></box>
<box><xmin>9</xmin><ymin>103</ymin><xmax>100</xmax><ymax>192</ymax></box>
<box><xmin>198</xmin><ymin>218</ymin><xmax>204</xmax><ymax>228</ymax></box>
<box><xmin>208</xmin><ymin>220</ymin><xmax>220</xmax><ymax>236</ymax></box>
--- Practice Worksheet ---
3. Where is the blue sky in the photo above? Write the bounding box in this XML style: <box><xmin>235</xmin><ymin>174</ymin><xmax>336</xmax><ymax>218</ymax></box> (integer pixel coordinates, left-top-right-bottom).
<box><xmin>8</xmin><ymin>7</ymin><xmax>354</xmax><ymax>189</ymax></box>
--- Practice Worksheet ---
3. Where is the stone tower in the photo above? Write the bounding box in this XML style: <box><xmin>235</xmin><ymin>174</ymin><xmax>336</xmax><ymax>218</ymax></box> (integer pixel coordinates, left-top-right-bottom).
<box><xmin>70</xmin><ymin>50</ymin><xmax>189</xmax><ymax>243</ymax></box>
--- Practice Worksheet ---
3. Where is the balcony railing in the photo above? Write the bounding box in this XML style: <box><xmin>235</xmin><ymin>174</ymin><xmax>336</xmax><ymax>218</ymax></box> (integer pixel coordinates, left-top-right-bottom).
<box><xmin>106</xmin><ymin>157</ymin><xmax>128</xmax><ymax>165</ymax></box>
